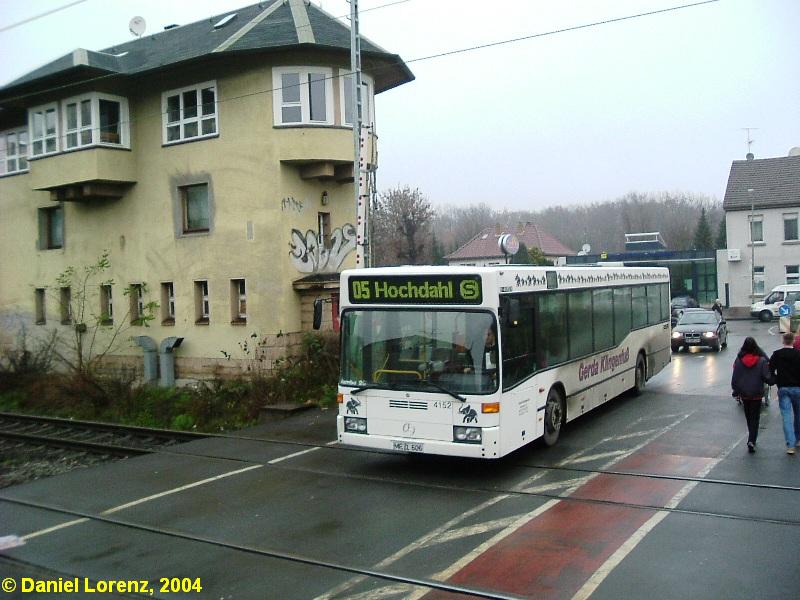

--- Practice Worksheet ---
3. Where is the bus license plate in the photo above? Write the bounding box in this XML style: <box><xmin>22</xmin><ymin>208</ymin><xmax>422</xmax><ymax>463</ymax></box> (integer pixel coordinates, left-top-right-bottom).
<box><xmin>392</xmin><ymin>440</ymin><xmax>424</xmax><ymax>453</ymax></box>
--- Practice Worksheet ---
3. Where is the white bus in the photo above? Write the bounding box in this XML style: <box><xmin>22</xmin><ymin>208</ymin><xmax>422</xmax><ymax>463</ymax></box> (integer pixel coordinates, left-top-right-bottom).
<box><xmin>327</xmin><ymin>265</ymin><xmax>671</xmax><ymax>459</ymax></box>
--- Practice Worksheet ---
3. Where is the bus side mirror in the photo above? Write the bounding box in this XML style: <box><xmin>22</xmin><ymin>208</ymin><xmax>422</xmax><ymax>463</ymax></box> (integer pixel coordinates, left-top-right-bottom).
<box><xmin>313</xmin><ymin>298</ymin><xmax>323</xmax><ymax>330</ymax></box>
<box><xmin>505</xmin><ymin>297</ymin><xmax>521</xmax><ymax>327</ymax></box>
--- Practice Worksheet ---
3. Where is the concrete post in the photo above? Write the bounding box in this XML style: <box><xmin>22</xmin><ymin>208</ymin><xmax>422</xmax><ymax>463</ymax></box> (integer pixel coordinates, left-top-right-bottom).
<box><xmin>159</xmin><ymin>337</ymin><xmax>184</xmax><ymax>387</ymax></box>
<box><xmin>133</xmin><ymin>336</ymin><xmax>158</xmax><ymax>384</ymax></box>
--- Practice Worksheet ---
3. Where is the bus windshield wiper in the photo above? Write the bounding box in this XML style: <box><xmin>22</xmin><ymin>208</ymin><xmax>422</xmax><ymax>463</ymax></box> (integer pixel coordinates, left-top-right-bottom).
<box><xmin>420</xmin><ymin>379</ymin><xmax>467</xmax><ymax>402</ymax></box>
<box><xmin>350</xmin><ymin>382</ymin><xmax>395</xmax><ymax>395</ymax></box>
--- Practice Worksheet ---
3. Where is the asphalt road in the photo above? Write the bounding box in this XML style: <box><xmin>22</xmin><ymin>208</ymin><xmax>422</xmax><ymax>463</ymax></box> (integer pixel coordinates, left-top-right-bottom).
<box><xmin>1</xmin><ymin>319</ymin><xmax>798</xmax><ymax>600</ymax></box>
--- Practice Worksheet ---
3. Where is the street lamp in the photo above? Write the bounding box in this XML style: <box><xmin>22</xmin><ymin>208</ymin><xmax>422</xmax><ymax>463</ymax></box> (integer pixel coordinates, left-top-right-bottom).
<box><xmin>748</xmin><ymin>188</ymin><xmax>755</xmax><ymax>299</ymax></box>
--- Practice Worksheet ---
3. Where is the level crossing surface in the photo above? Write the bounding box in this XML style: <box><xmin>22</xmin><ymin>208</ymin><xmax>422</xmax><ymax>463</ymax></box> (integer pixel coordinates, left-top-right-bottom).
<box><xmin>1</xmin><ymin>320</ymin><xmax>798</xmax><ymax>600</ymax></box>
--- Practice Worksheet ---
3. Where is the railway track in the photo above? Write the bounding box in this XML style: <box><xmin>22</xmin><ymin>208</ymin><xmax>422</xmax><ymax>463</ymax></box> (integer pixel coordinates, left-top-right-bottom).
<box><xmin>0</xmin><ymin>413</ymin><xmax>209</xmax><ymax>487</ymax></box>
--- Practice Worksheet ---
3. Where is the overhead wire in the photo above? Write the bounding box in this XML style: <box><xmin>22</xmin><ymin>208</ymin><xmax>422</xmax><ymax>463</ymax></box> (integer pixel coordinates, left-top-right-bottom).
<box><xmin>0</xmin><ymin>0</ymin><xmax>89</xmax><ymax>33</ymax></box>
<box><xmin>0</xmin><ymin>0</ymin><xmax>721</xmax><ymax>161</ymax></box>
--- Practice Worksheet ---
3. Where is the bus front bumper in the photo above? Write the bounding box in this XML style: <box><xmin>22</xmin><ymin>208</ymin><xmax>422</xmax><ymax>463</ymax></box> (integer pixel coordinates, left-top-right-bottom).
<box><xmin>337</xmin><ymin>416</ymin><xmax>501</xmax><ymax>459</ymax></box>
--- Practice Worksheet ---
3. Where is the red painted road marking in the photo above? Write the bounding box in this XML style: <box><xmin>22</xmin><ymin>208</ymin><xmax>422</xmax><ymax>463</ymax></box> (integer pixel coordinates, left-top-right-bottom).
<box><xmin>425</xmin><ymin>442</ymin><xmax>718</xmax><ymax>599</ymax></box>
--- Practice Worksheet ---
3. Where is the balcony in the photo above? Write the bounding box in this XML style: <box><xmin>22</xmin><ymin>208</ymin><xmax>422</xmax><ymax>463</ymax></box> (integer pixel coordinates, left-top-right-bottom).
<box><xmin>29</xmin><ymin>146</ymin><xmax>136</xmax><ymax>201</ymax></box>
<box><xmin>277</xmin><ymin>126</ymin><xmax>377</xmax><ymax>183</ymax></box>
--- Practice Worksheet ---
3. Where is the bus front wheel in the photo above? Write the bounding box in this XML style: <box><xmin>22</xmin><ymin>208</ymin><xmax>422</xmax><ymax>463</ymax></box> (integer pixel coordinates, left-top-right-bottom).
<box><xmin>543</xmin><ymin>387</ymin><xmax>565</xmax><ymax>446</ymax></box>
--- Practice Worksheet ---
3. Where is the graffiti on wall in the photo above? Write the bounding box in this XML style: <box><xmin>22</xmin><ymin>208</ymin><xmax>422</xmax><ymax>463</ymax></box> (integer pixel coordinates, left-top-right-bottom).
<box><xmin>281</xmin><ymin>197</ymin><xmax>304</xmax><ymax>212</ymax></box>
<box><xmin>289</xmin><ymin>223</ymin><xmax>357</xmax><ymax>274</ymax></box>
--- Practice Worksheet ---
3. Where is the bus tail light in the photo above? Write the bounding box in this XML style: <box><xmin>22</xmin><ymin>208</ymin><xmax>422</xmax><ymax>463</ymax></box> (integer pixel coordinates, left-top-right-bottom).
<box><xmin>454</xmin><ymin>426</ymin><xmax>482</xmax><ymax>444</ymax></box>
<box><xmin>482</xmin><ymin>402</ymin><xmax>500</xmax><ymax>413</ymax></box>
<box><xmin>337</xmin><ymin>393</ymin><xmax>344</xmax><ymax>404</ymax></box>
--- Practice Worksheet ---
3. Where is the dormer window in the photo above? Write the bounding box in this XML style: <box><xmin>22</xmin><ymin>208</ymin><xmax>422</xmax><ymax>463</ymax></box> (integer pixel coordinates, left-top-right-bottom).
<box><xmin>61</xmin><ymin>93</ymin><xmax>129</xmax><ymax>150</ymax></box>
<box><xmin>273</xmin><ymin>67</ymin><xmax>333</xmax><ymax>126</ymax></box>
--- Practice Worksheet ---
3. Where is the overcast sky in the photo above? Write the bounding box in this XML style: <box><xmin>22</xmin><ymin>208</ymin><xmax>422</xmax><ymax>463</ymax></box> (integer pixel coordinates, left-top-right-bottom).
<box><xmin>1</xmin><ymin>0</ymin><xmax>798</xmax><ymax>210</ymax></box>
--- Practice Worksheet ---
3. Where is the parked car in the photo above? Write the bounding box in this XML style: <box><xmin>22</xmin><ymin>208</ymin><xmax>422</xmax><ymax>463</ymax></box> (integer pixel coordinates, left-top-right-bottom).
<box><xmin>671</xmin><ymin>308</ymin><xmax>728</xmax><ymax>352</ymax></box>
<box><xmin>670</xmin><ymin>295</ymin><xmax>699</xmax><ymax>326</ymax></box>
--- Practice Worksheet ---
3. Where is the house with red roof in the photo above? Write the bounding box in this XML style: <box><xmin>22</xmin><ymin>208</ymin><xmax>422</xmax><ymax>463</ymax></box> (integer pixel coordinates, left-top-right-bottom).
<box><xmin>445</xmin><ymin>222</ymin><xmax>575</xmax><ymax>266</ymax></box>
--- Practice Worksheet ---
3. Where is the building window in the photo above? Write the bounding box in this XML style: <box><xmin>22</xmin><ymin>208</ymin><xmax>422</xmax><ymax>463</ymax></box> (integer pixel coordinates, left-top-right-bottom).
<box><xmin>163</xmin><ymin>82</ymin><xmax>217</xmax><ymax>144</ymax></box>
<box><xmin>161</xmin><ymin>282</ymin><xmax>175</xmax><ymax>325</ymax></box>
<box><xmin>753</xmin><ymin>266</ymin><xmax>765</xmax><ymax>296</ymax></box>
<box><xmin>180</xmin><ymin>184</ymin><xmax>210</xmax><ymax>233</ymax></box>
<box><xmin>100</xmin><ymin>284</ymin><xmax>113</xmax><ymax>325</ymax></box>
<box><xmin>787</xmin><ymin>265</ymin><xmax>800</xmax><ymax>285</ymax></box>
<box><xmin>340</xmin><ymin>71</ymin><xmax>373</xmax><ymax>126</ymax></box>
<box><xmin>784</xmin><ymin>213</ymin><xmax>799</xmax><ymax>242</ymax></box>
<box><xmin>129</xmin><ymin>284</ymin><xmax>145</xmax><ymax>325</ymax></box>
<box><xmin>194</xmin><ymin>280</ymin><xmax>209</xmax><ymax>324</ymax></box>
<box><xmin>230</xmin><ymin>279</ymin><xmax>246</xmax><ymax>323</ymax></box>
<box><xmin>0</xmin><ymin>128</ymin><xmax>29</xmax><ymax>175</ymax></box>
<box><xmin>35</xmin><ymin>288</ymin><xmax>46</xmax><ymax>325</ymax></box>
<box><xmin>273</xmin><ymin>67</ymin><xmax>334</xmax><ymax>126</ymax></box>
<box><xmin>29</xmin><ymin>103</ymin><xmax>59</xmax><ymax>156</ymax></box>
<box><xmin>749</xmin><ymin>215</ymin><xmax>763</xmax><ymax>243</ymax></box>
<box><xmin>38</xmin><ymin>205</ymin><xmax>64</xmax><ymax>250</ymax></box>
<box><xmin>60</xmin><ymin>287</ymin><xmax>72</xmax><ymax>324</ymax></box>
<box><xmin>318</xmin><ymin>212</ymin><xmax>331</xmax><ymax>249</ymax></box>
<box><xmin>62</xmin><ymin>93</ymin><xmax>128</xmax><ymax>150</ymax></box>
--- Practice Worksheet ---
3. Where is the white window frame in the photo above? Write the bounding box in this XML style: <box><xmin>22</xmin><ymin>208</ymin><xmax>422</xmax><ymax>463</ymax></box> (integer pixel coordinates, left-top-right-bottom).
<box><xmin>100</xmin><ymin>284</ymin><xmax>113</xmax><ymax>325</ymax></box>
<box><xmin>753</xmin><ymin>265</ymin><xmax>765</xmax><ymax>296</ymax></box>
<box><xmin>231</xmin><ymin>279</ymin><xmax>247</xmax><ymax>322</ymax></box>
<box><xmin>339</xmin><ymin>70</ymin><xmax>374</xmax><ymax>127</ymax></box>
<box><xmin>787</xmin><ymin>265</ymin><xmax>800</xmax><ymax>285</ymax></box>
<box><xmin>749</xmin><ymin>214</ymin><xmax>763</xmax><ymax>243</ymax></box>
<box><xmin>162</xmin><ymin>81</ymin><xmax>218</xmax><ymax>145</ymax></box>
<box><xmin>29</xmin><ymin>103</ymin><xmax>59</xmax><ymax>157</ymax></box>
<box><xmin>0</xmin><ymin>127</ymin><xmax>29</xmax><ymax>175</ymax></box>
<box><xmin>194</xmin><ymin>280</ymin><xmax>210</xmax><ymax>323</ymax></box>
<box><xmin>61</xmin><ymin>92</ymin><xmax>130</xmax><ymax>150</ymax></box>
<box><xmin>273</xmin><ymin>67</ymin><xmax>334</xmax><ymax>126</ymax></box>
<box><xmin>784</xmin><ymin>213</ymin><xmax>799</xmax><ymax>242</ymax></box>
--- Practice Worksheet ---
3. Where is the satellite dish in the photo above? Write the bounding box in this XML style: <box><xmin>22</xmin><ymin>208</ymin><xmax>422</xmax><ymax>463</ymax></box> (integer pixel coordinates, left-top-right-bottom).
<box><xmin>789</xmin><ymin>147</ymin><xmax>800</xmax><ymax>157</ymax></box>
<box><xmin>581</xmin><ymin>243</ymin><xmax>591</xmax><ymax>254</ymax></box>
<box><xmin>129</xmin><ymin>16</ymin><xmax>146</xmax><ymax>38</ymax></box>
<box><xmin>498</xmin><ymin>234</ymin><xmax>520</xmax><ymax>256</ymax></box>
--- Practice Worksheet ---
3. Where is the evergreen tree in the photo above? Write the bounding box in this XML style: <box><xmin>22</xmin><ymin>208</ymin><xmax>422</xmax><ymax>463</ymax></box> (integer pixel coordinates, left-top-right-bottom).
<box><xmin>692</xmin><ymin>207</ymin><xmax>714</xmax><ymax>250</ymax></box>
<box><xmin>528</xmin><ymin>246</ymin><xmax>554</xmax><ymax>266</ymax></box>
<box><xmin>714</xmin><ymin>217</ymin><xmax>727</xmax><ymax>249</ymax></box>
<box><xmin>514</xmin><ymin>242</ymin><xmax>532</xmax><ymax>264</ymax></box>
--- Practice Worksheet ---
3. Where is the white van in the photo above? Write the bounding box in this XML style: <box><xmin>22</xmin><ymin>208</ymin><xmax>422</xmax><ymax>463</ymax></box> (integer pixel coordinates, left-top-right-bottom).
<box><xmin>751</xmin><ymin>284</ymin><xmax>800</xmax><ymax>321</ymax></box>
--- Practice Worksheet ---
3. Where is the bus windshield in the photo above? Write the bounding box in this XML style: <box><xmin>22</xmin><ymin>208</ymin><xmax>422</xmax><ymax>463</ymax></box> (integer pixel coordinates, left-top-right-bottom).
<box><xmin>340</xmin><ymin>309</ymin><xmax>498</xmax><ymax>395</ymax></box>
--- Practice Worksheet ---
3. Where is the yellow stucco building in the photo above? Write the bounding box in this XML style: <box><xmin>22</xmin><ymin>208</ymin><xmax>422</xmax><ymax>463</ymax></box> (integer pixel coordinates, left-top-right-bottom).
<box><xmin>0</xmin><ymin>1</ymin><xmax>413</xmax><ymax>379</ymax></box>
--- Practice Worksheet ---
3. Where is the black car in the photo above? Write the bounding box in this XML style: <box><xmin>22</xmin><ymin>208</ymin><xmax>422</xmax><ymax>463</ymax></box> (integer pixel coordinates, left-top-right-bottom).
<box><xmin>670</xmin><ymin>295</ymin><xmax>699</xmax><ymax>326</ymax></box>
<box><xmin>671</xmin><ymin>308</ymin><xmax>728</xmax><ymax>352</ymax></box>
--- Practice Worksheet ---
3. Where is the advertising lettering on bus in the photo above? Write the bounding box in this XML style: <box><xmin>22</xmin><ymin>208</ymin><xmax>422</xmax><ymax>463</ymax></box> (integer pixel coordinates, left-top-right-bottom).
<box><xmin>578</xmin><ymin>347</ymin><xmax>631</xmax><ymax>382</ymax></box>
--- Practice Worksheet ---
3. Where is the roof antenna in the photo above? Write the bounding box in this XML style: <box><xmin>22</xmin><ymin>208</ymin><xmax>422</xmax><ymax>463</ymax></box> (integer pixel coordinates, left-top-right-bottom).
<box><xmin>741</xmin><ymin>127</ymin><xmax>757</xmax><ymax>160</ymax></box>
<box><xmin>129</xmin><ymin>16</ymin><xmax>146</xmax><ymax>38</ymax></box>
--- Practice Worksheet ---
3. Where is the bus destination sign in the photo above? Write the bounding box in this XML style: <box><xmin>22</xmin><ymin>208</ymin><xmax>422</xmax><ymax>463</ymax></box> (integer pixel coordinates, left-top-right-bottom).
<box><xmin>348</xmin><ymin>275</ymin><xmax>483</xmax><ymax>305</ymax></box>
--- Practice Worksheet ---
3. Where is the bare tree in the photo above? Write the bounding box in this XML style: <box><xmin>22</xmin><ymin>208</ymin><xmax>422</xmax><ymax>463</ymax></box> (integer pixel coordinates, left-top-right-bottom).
<box><xmin>372</xmin><ymin>186</ymin><xmax>434</xmax><ymax>265</ymax></box>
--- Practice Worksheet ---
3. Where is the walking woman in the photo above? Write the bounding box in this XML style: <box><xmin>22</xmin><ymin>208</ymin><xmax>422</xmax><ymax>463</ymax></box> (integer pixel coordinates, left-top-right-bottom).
<box><xmin>732</xmin><ymin>337</ymin><xmax>774</xmax><ymax>453</ymax></box>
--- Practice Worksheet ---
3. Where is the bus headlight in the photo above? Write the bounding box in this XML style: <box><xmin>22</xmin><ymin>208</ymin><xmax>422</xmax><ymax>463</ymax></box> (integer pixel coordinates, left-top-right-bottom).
<box><xmin>344</xmin><ymin>417</ymin><xmax>367</xmax><ymax>434</ymax></box>
<box><xmin>454</xmin><ymin>426</ymin><xmax>482</xmax><ymax>444</ymax></box>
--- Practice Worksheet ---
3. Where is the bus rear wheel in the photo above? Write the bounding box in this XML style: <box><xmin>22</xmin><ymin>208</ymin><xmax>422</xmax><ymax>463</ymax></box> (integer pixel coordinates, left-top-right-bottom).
<box><xmin>543</xmin><ymin>387</ymin><xmax>565</xmax><ymax>446</ymax></box>
<box><xmin>632</xmin><ymin>354</ymin><xmax>646</xmax><ymax>396</ymax></box>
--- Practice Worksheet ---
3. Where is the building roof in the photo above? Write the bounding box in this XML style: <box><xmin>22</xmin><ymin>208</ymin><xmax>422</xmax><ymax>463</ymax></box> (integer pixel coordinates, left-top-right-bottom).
<box><xmin>723</xmin><ymin>155</ymin><xmax>800</xmax><ymax>211</ymax></box>
<box><xmin>0</xmin><ymin>0</ymin><xmax>413</xmax><ymax>102</ymax></box>
<box><xmin>445</xmin><ymin>223</ymin><xmax>575</xmax><ymax>260</ymax></box>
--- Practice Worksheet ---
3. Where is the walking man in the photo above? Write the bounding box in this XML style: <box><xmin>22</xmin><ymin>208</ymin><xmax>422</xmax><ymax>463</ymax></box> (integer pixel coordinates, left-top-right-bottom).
<box><xmin>769</xmin><ymin>331</ymin><xmax>800</xmax><ymax>455</ymax></box>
